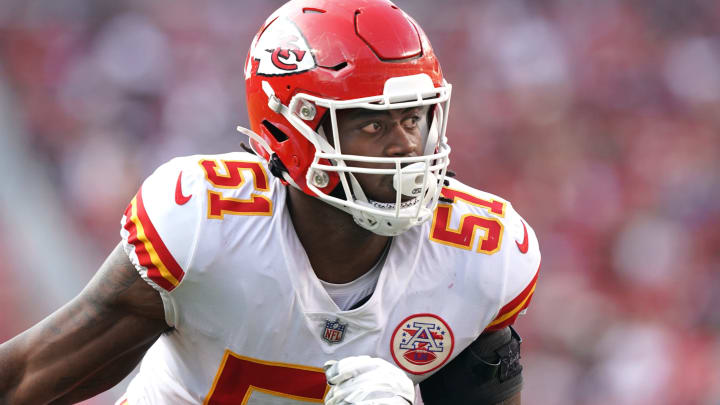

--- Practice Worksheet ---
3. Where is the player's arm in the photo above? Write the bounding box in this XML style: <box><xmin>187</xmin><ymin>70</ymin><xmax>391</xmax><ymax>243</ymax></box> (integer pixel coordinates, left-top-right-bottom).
<box><xmin>0</xmin><ymin>242</ymin><xmax>170</xmax><ymax>405</ymax></box>
<box><xmin>49</xmin><ymin>338</ymin><xmax>155</xmax><ymax>404</ymax></box>
<box><xmin>420</xmin><ymin>327</ymin><xmax>523</xmax><ymax>405</ymax></box>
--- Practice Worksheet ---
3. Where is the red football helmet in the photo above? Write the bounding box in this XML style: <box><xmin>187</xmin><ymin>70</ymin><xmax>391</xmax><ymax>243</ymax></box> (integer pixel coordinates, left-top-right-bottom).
<box><xmin>240</xmin><ymin>0</ymin><xmax>452</xmax><ymax>236</ymax></box>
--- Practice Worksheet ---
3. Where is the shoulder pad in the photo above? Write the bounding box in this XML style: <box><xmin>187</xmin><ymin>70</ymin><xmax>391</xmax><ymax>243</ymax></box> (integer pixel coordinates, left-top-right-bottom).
<box><xmin>430</xmin><ymin>178</ymin><xmax>540</xmax><ymax>331</ymax></box>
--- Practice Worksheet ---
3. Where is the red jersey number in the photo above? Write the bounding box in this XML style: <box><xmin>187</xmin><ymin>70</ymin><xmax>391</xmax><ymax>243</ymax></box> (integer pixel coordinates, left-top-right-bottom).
<box><xmin>199</xmin><ymin>160</ymin><xmax>273</xmax><ymax>218</ymax></box>
<box><xmin>429</xmin><ymin>188</ymin><xmax>505</xmax><ymax>255</ymax></box>
<box><xmin>204</xmin><ymin>351</ymin><xmax>328</xmax><ymax>404</ymax></box>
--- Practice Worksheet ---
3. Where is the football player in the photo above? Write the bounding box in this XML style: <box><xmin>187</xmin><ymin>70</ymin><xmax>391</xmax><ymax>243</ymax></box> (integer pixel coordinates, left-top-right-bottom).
<box><xmin>0</xmin><ymin>1</ymin><xmax>540</xmax><ymax>404</ymax></box>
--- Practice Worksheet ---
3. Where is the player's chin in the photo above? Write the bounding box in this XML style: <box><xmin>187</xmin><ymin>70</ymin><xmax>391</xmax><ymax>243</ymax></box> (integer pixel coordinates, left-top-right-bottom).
<box><xmin>363</xmin><ymin>177</ymin><xmax>401</xmax><ymax>203</ymax></box>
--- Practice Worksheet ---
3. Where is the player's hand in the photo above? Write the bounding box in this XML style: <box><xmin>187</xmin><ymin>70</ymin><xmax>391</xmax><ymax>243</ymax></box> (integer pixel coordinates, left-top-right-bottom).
<box><xmin>323</xmin><ymin>355</ymin><xmax>414</xmax><ymax>405</ymax></box>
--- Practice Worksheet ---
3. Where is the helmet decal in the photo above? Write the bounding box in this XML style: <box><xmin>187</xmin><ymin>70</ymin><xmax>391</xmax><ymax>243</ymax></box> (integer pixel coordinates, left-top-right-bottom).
<box><xmin>251</xmin><ymin>18</ymin><xmax>316</xmax><ymax>77</ymax></box>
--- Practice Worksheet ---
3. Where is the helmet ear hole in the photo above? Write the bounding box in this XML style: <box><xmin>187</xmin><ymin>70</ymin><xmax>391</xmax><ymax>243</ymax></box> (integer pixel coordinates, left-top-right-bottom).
<box><xmin>262</xmin><ymin>120</ymin><xmax>289</xmax><ymax>142</ymax></box>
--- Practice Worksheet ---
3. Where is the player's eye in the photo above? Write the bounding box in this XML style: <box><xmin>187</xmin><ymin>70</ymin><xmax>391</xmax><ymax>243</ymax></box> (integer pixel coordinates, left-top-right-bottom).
<box><xmin>360</xmin><ymin>122</ymin><xmax>382</xmax><ymax>134</ymax></box>
<box><xmin>401</xmin><ymin>115</ymin><xmax>421</xmax><ymax>130</ymax></box>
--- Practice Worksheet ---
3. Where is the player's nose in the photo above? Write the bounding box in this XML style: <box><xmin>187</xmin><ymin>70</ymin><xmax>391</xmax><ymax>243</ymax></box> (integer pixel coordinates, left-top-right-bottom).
<box><xmin>384</xmin><ymin>124</ymin><xmax>420</xmax><ymax>158</ymax></box>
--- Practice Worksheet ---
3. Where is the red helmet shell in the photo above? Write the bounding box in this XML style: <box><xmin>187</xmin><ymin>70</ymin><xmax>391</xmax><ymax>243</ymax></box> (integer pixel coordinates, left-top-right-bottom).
<box><xmin>245</xmin><ymin>0</ymin><xmax>444</xmax><ymax>194</ymax></box>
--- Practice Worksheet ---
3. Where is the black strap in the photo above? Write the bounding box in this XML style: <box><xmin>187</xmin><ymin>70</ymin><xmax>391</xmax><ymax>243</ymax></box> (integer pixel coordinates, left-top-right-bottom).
<box><xmin>420</xmin><ymin>326</ymin><xmax>524</xmax><ymax>404</ymax></box>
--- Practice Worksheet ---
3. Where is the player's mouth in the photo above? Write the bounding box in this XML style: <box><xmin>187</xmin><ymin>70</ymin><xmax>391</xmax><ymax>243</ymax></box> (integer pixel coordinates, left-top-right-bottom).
<box><xmin>368</xmin><ymin>197</ymin><xmax>419</xmax><ymax>210</ymax></box>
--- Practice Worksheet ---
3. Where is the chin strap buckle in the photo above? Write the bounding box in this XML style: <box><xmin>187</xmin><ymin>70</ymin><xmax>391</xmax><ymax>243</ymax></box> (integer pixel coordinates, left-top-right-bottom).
<box><xmin>268</xmin><ymin>154</ymin><xmax>288</xmax><ymax>179</ymax></box>
<box><xmin>262</xmin><ymin>81</ymin><xmax>284</xmax><ymax>113</ymax></box>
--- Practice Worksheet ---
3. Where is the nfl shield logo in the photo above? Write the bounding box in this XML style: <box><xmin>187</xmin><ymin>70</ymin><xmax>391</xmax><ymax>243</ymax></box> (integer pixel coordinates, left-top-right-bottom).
<box><xmin>322</xmin><ymin>318</ymin><xmax>347</xmax><ymax>344</ymax></box>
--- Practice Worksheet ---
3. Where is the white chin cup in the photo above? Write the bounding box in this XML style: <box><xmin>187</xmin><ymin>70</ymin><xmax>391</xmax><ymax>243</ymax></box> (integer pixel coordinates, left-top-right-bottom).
<box><xmin>393</xmin><ymin>162</ymin><xmax>438</xmax><ymax>198</ymax></box>
<box><xmin>352</xmin><ymin>199</ymin><xmax>433</xmax><ymax>237</ymax></box>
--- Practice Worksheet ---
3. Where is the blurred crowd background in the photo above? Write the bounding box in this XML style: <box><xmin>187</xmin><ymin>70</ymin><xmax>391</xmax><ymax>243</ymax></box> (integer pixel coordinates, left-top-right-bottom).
<box><xmin>1</xmin><ymin>0</ymin><xmax>719</xmax><ymax>403</ymax></box>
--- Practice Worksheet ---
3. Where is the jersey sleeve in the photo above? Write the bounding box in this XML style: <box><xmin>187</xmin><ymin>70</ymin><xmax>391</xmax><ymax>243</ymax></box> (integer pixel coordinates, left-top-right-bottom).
<box><xmin>120</xmin><ymin>156</ymin><xmax>205</xmax><ymax>323</ymax></box>
<box><xmin>484</xmin><ymin>206</ymin><xmax>540</xmax><ymax>332</ymax></box>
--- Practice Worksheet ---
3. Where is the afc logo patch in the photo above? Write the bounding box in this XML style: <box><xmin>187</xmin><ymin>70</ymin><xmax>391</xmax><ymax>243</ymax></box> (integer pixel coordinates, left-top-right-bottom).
<box><xmin>390</xmin><ymin>313</ymin><xmax>454</xmax><ymax>375</ymax></box>
<box><xmin>322</xmin><ymin>318</ymin><xmax>347</xmax><ymax>344</ymax></box>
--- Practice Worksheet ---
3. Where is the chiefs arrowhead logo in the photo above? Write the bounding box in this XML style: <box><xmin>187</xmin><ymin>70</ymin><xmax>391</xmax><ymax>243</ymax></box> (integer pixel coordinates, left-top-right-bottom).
<box><xmin>270</xmin><ymin>48</ymin><xmax>307</xmax><ymax>71</ymax></box>
<box><xmin>247</xmin><ymin>18</ymin><xmax>316</xmax><ymax>77</ymax></box>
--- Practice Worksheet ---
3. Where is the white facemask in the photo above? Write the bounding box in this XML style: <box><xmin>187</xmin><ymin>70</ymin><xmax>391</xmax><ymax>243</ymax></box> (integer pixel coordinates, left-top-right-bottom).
<box><xmin>239</xmin><ymin>74</ymin><xmax>452</xmax><ymax>236</ymax></box>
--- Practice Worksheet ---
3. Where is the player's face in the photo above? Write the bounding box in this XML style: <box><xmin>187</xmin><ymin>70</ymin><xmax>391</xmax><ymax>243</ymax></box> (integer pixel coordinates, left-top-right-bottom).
<box><xmin>332</xmin><ymin>106</ymin><xmax>430</xmax><ymax>203</ymax></box>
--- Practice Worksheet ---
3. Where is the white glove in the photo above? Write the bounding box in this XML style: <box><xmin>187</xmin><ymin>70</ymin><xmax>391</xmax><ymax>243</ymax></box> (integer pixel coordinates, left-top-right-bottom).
<box><xmin>323</xmin><ymin>355</ymin><xmax>415</xmax><ymax>405</ymax></box>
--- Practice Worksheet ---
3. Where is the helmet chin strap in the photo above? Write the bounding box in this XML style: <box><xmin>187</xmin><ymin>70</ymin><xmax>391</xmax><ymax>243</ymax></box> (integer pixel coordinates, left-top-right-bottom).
<box><xmin>236</xmin><ymin>125</ymin><xmax>272</xmax><ymax>156</ymax></box>
<box><xmin>236</xmin><ymin>125</ymin><xmax>304</xmax><ymax>190</ymax></box>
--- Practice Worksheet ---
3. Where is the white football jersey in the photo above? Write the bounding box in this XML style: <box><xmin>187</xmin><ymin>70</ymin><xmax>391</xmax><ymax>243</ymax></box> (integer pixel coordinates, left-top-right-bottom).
<box><xmin>119</xmin><ymin>152</ymin><xmax>540</xmax><ymax>405</ymax></box>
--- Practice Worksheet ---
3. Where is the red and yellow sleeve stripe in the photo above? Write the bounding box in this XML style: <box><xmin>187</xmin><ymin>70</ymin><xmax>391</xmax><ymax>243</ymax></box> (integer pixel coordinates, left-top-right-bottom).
<box><xmin>123</xmin><ymin>187</ymin><xmax>185</xmax><ymax>292</ymax></box>
<box><xmin>485</xmin><ymin>264</ymin><xmax>539</xmax><ymax>331</ymax></box>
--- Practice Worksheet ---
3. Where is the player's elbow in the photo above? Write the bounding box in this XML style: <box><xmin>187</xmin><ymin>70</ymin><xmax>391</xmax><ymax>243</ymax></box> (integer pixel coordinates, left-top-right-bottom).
<box><xmin>0</xmin><ymin>340</ymin><xmax>30</xmax><ymax>405</ymax></box>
